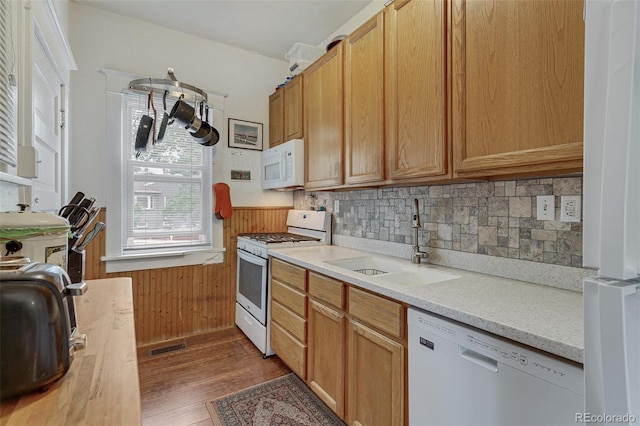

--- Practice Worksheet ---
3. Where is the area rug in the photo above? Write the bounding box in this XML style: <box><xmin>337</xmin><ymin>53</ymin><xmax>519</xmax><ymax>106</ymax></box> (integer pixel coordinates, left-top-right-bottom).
<box><xmin>207</xmin><ymin>373</ymin><xmax>346</xmax><ymax>426</ymax></box>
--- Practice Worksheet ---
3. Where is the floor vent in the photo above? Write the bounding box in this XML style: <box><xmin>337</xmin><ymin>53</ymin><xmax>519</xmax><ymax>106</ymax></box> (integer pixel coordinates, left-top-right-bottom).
<box><xmin>149</xmin><ymin>342</ymin><xmax>187</xmax><ymax>357</ymax></box>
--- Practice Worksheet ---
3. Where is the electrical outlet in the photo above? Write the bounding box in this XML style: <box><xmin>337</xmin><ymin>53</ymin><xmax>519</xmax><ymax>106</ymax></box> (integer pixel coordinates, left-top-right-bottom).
<box><xmin>536</xmin><ymin>195</ymin><xmax>555</xmax><ymax>220</ymax></box>
<box><xmin>334</xmin><ymin>200</ymin><xmax>339</xmax><ymax>213</ymax></box>
<box><xmin>560</xmin><ymin>196</ymin><xmax>581</xmax><ymax>222</ymax></box>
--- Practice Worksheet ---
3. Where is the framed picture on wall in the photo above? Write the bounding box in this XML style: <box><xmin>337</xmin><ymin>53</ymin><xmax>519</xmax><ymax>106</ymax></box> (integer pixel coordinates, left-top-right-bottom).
<box><xmin>228</xmin><ymin>118</ymin><xmax>263</xmax><ymax>151</ymax></box>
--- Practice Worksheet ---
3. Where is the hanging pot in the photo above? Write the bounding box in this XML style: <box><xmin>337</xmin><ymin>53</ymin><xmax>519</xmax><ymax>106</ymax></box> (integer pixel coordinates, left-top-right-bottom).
<box><xmin>192</xmin><ymin>124</ymin><xmax>220</xmax><ymax>146</ymax></box>
<box><xmin>169</xmin><ymin>99</ymin><xmax>195</xmax><ymax>126</ymax></box>
<box><xmin>190</xmin><ymin>102</ymin><xmax>208</xmax><ymax>138</ymax></box>
<box><xmin>197</xmin><ymin>126</ymin><xmax>220</xmax><ymax>146</ymax></box>
<box><xmin>190</xmin><ymin>103</ymin><xmax>219</xmax><ymax>146</ymax></box>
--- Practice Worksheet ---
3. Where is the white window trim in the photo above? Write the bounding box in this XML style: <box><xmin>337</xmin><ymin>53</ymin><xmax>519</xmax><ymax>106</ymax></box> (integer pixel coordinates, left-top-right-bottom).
<box><xmin>101</xmin><ymin>68</ymin><xmax>227</xmax><ymax>273</ymax></box>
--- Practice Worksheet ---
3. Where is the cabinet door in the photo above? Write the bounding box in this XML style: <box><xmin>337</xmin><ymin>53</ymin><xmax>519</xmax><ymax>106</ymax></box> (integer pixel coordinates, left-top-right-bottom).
<box><xmin>347</xmin><ymin>320</ymin><xmax>404</xmax><ymax>426</ymax></box>
<box><xmin>307</xmin><ymin>299</ymin><xmax>345</xmax><ymax>417</ymax></box>
<box><xmin>30</xmin><ymin>36</ymin><xmax>65</xmax><ymax>210</ymax></box>
<box><xmin>284</xmin><ymin>74</ymin><xmax>304</xmax><ymax>141</ymax></box>
<box><xmin>451</xmin><ymin>0</ymin><xmax>584</xmax><ymax>178</ymax></box>
<box><xmin>385</xmin><ymin>0</ymin><xmax>448</xmax><ymax>180</ymax></box>
<box><xmin>344</xmin><ymin>12</ymin><xmax>385</xmax><ymax>185</ymax></box>
<box><xmin>304</xmin><ymin>44</ymin><xmax>344</xmax><ymax>189</ymax></box>
<box><xmin>269</xmin><ymin>90</ymin><xmax>284</xmax><ymax>147</ymax></box>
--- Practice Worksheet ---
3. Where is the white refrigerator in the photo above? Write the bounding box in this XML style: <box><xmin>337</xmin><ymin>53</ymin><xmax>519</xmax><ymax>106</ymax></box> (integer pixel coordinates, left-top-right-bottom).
<box><xmin>583</xmin><ymin>0</ymin><xmax>640</xmax><ymax>423</ymax></box>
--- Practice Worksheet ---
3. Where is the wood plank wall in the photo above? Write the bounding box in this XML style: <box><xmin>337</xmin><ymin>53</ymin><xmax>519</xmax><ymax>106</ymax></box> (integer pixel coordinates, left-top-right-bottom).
<box><xmin>84</xmin><ymin>207</ymin><xmax>290</xmax><ymax>347</ymax></box>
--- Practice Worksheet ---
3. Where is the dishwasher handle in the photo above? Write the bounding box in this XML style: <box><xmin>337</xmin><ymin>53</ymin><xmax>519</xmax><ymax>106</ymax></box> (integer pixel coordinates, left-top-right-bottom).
<box><xmin>459</xmin><ymin>346</ymin><xmax>499</xmax><ymax>373</ymax></box>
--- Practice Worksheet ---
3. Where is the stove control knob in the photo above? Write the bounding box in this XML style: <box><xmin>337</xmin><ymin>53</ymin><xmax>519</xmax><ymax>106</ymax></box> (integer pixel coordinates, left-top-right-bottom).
<box><xmin>253</xmin><ymin>248</ymin><xmax>261</xmax><ymax>256</ymax></box>
<box><xmin>238</xmin><ymin>242</ymin><xmax>245</xmax><ymax>250</ymax></box>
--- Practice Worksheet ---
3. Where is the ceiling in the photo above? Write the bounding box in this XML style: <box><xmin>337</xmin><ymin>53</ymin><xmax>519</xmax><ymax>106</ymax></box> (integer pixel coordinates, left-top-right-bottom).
<box><xmin>73</xmin><ymin>0</ymin><xmax>373</xmax><ymax>60</ymax></box>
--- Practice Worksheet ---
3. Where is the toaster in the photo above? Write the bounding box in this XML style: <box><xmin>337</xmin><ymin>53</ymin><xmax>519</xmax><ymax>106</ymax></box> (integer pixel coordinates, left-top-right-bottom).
<box><xmin>0</xmin><ymin>262</ymin><xmax>87</xmax><ymax>399</ymax></box>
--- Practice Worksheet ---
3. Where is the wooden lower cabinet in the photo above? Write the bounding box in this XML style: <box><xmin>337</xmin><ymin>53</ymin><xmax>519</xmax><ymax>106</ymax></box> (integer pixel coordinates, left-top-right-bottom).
<box><xmin>270</xmin><ymin>259</ymin><xmax>307</xmax><ymax>380</ymax></box>
<box><xmin>307</xmin><ymin>299</ymin><xmax>346</xmax><ymax>417</ymax></box>
<box><xmin>347</xmin><ymin>320</ymin><xmax>404</xmax><ymax>426</ymax></box>
<box><xmin>270</xmin><ymin>261</ymin><xmax>406</xmax><ymax>425</ymax></box>
<box><xmin>271</xmin><ymin>321</ymin><xmax>306</xmax><ymax>379</ymax></box>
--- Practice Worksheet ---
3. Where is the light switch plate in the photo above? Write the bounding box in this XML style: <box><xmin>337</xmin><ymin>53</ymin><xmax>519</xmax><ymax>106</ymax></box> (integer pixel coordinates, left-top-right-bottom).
<box><xmin>560</xmin><ymin>196</ymin><xmax>581</xmax><ymax>222</ymax></box>
<box><xmin>334</xmin><ymin>200</ymin><xmax>340</xmax><ymax>213</ymax></box>
<box><xmin>536</xmin><ymin>195</ymin><xmax>555</xmax><ymax>220</ymax></box>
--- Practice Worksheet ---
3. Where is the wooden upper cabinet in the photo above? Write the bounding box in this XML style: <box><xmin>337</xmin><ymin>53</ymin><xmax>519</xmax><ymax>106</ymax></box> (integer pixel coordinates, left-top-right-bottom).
<box><xmin>268</xmin><ymin>75</ymin><xmax>303</xmax><ymax>148</ymax></box>
<box><xmin>385</xmin><ymin>0</ymin><xmax>448</xmax><ymax>181</ymax></box>
<box><xmin>304</xmin><ymin>44</ymin><xmax>344</xmax><ymax>189</ymax></box>
<box><xmin>451</xmin><ymin>0</ymin><xmax>584</xmax><ymax>178</ymax></box>
<box><xmin>269</xmin><ymin>89</ymin><xmax>284</xmax><ymax>147</ymax></box>
<box><xmin>345</xmin><ymin>12</ymin><xmax>385</xmax><ymax>185</ymax></box>
<box><xmin>284</xmin><ymin>74</ymin><xmax>304</xmax><ymax>141</ymax></box>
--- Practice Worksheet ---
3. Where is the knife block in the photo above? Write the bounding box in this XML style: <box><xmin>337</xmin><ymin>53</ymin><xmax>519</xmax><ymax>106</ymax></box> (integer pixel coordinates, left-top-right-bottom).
<box><xmin>67</xmin><ymin>249</ymin><xmax>85</xmax><ymax>284</ymax></box>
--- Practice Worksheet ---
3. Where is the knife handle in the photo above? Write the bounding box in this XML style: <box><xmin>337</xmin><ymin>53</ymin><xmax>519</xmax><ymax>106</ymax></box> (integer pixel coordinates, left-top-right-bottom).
<box><xmin>59</xmin><ymin>192</ymin><xmax>85</xmax><ymax>218</ymax></box>
<box><xmin>77</xmin><ymin>222</ymin><xmax>105</xmax><ymax>251</ymax></box>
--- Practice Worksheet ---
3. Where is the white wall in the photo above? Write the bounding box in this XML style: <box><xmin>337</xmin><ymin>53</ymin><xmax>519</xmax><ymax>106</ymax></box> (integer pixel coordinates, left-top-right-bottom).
<box><xmin>318</xmin><ymin>0</ymin><xmax>386</xmax><ymax>50</ymax></box>
<box><xmin>68</xmin><ymin>3</ymin><xmax>293</xmax><ymax>208</ymax></box>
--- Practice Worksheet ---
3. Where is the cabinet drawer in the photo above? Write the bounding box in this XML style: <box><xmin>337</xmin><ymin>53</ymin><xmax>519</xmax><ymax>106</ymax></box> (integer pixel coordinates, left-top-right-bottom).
<box><xmin>271</xmin><ymin>322</ymin><xmax>306</xmax><ymax>380</ymax></box>
<box><xmin>309</xmin><ymin>272</ymin><xmax>344</xmax><ymax>309</ymax></box>
<box><xmin>271</xmin><ymin>258</ymin><xmax>306</xmax><ymax>292</ymax></box>
<box><xmin>348</xmin><ymin>287</ymin><xmax>404</xmax><ymax>338</ymax></box>
<box><xmin>272</xmin><ymin>279</ymin><xmax>306</xmax><ymax>317</ymax></box>
<box><xmin>272</xmin><ymin>300</ymin><xmax>306</xmax><ymax>342</ymax></box>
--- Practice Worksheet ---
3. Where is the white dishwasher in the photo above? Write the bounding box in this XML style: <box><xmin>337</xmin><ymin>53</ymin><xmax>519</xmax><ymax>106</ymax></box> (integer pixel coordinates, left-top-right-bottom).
<box><xmin>408</xmin><ymin>307</ymin><xmax>584</xmax><ymax>426</ymax></box>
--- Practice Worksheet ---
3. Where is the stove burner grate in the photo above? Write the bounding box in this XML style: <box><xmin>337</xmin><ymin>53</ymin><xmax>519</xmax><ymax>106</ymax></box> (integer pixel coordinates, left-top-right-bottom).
<box><xmin>239</xmin><ymin>233</ymin><xmax>321</xmax><ymax>244</ymax></box>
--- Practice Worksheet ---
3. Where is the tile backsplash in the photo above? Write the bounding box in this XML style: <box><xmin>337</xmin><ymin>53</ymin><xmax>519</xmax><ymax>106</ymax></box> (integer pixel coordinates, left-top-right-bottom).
<box><xmin>293</xmin><ymin>177</ymin><xmax>583</xmax><ymax>268</ymax></box>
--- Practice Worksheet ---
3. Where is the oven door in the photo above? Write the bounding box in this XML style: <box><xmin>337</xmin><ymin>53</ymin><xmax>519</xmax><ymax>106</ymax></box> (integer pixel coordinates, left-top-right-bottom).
<box><xmin>236</xmin><ymin>248</ymin><xmax>268</xmax><ymax>325</ymax></box>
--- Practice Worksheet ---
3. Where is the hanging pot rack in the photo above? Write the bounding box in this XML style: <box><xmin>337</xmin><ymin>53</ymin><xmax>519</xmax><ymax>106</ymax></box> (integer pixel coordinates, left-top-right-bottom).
<box><xmin>128</xmin><ymin>68</ymin><xmax>207</xmax><ymax>103</ymax></box>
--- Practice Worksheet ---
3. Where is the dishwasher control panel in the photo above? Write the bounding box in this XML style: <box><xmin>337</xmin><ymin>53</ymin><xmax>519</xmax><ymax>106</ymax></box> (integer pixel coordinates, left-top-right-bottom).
<box><xmin>409</xmin><ymin>308</ymin><xmax>584</xmax><ymax>395</ymax></box>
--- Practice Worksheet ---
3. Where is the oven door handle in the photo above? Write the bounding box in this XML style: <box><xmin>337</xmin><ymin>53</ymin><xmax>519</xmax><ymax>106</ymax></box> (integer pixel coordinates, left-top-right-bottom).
<box><xmin>237</xmin><ymin>248</ymin><xmax>268</xmax><ymax>267</ymax></box>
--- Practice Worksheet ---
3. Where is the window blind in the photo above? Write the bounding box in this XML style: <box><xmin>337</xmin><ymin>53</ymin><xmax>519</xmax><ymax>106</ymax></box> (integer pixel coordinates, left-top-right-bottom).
<box><xmin>121</xmin><ymin>91</ymin><xmax>212</xmax><ymax>253</ymax></box>
<box><xmin>0</xmin><ymin>1</ymin><xmax>17</xmax><ymax>168</ymax></box>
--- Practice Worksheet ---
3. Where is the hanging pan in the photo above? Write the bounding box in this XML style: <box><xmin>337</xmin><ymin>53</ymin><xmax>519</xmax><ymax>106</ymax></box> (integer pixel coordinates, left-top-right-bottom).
<box><xmin>135</xmin><ymin>92</ymin><xmax>154</xmax><ymax>153</ymax></box>
<box><xmin>156</xmin><ymin>90</ymin><xmax>170</xmax><ymax>144</ymax></box>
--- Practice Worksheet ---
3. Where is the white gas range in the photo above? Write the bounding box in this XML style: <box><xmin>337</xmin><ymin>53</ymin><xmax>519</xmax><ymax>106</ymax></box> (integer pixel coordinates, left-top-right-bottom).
<box><xmin>235</xmin><ymin>209</ymin><xmax>331</xmax><ymax>357</ymax></box>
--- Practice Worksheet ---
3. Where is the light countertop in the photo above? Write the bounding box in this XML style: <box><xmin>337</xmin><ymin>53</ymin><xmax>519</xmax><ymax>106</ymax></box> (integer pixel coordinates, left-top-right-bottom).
<box><xmin>269</xmin><ymin>245</ymin><xmax>584</xmax><ymax>364</ymax></box>
<box><xmin>0</xmin><ymin>278</ymin><xmax>141</xmax><ymax>425</ymax></box>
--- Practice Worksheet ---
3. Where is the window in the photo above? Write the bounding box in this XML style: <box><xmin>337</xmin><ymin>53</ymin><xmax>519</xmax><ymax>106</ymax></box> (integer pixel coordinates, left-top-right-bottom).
<box><xmin>121</xmin><ymin>91</ymin><xmax>212</xmax><ymax>254</ymax></box>
<box><xmin>102</xmin><ymin>69</ymin><xmax>226</xmax><ymax>273</ymax></box>
<box><xmin>134</xmin><ymin>195</ymin><xmax>155</xmax><ymax>211</ymax></box>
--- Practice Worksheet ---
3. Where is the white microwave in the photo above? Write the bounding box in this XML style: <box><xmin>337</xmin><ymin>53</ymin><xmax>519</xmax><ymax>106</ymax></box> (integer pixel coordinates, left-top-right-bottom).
<box><xmin>261</xmin><ymin>139</ymin><xmax>304</xmax><ymax>190</ymax></box>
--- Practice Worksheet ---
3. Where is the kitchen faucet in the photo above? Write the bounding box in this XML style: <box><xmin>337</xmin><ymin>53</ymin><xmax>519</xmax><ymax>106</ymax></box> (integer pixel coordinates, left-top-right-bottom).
<box><xmin>411</xmin><ymin>199</ymin><xmax>429</xmax><ymax>264</ymax></box>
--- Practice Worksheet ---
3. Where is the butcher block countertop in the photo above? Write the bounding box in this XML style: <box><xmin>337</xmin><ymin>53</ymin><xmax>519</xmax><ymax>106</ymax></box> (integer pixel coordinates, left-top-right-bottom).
<box><xmin>0</xmin><ymin>278</ymin><xmax>141</xmax><ymax>426</ymax></box>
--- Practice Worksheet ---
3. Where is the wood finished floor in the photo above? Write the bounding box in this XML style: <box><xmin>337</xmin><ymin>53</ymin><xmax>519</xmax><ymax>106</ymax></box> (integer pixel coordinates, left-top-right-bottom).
<box><xmin>137</xmin><ymin>327</ymin><xmax>291</xmax><ymax>426</ymax></box>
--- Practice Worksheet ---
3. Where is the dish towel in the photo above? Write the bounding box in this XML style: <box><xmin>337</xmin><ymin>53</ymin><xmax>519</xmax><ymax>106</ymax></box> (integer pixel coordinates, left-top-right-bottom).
<box><xmin>213</xmin><ymin>183</ymin><xmax>233</xmax><ymax>219</ymax></box>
